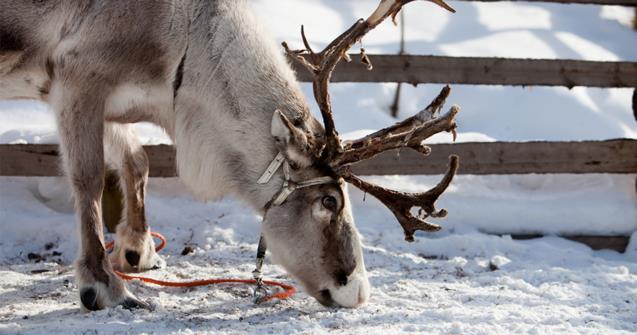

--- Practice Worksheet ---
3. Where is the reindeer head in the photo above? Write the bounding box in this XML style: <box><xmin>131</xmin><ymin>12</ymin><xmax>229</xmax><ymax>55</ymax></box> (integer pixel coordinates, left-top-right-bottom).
<box><xmin>260</xmin><ymin>0</ymin><xmax>459</xmax><ymax>307</ymax></box>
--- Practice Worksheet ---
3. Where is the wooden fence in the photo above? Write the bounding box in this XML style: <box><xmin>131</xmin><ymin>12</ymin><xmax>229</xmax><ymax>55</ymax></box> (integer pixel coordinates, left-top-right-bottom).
<box><xmin>293</xmin><ymin>55</ymin><xmax>637</xmax><ymax>88</ymax></box>
<box><xmin>1</xmin><ymin>0</ymin><xmax>636</xmax><ymax>251</ymax></box>
<box><xmin>2</xmin><ymin>140</ymin><xmax>636</xmax><ymax>177</ymax></box>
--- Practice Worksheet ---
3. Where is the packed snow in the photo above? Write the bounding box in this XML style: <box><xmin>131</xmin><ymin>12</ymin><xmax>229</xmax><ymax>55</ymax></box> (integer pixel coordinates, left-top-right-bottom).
<box><xmin>1</xmin><ymin>0</ymin><xmax>636</xmax><ymax>334</ymax></box>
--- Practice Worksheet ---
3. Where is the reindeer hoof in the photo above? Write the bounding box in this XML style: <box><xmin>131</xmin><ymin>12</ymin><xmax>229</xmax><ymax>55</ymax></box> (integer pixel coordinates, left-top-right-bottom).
<box><xmin>121</xmin><ymin>297</ymin><xmax>151</xmax><ymax>311</ymax></box>
<box><xmin>78</xmin><ymin>283</ymin><xmax>150</xmax><ymax>312</ymax></box>
<box><xmin>80</xmin><ymin>287</ymin><xmax>99</xmax><ymax>311</ymax></box>
<box><xmin>110</xmin><ymin>227</ymin><xmax>165</xmax><ymax>273</ymax></box>
<box><xmin>125</xmin><ymin>250</ymin><xmax>141</xmax><ymax>267</ymax></box>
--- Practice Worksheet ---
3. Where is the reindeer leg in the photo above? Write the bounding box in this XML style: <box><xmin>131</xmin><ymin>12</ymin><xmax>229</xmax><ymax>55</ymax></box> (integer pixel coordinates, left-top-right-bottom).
<box><xmin>53</xmin><ymin>83</ymin><xmax>148</xmax><ymax>312</ymax></box>
<box><xmin>105</xmin><ymin>123</ymin><xmax>165</xmax><ymax>273</ymax></box>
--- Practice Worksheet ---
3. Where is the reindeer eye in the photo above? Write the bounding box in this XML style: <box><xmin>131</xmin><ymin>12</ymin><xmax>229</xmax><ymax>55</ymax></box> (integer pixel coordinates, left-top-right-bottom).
<box><xmin>321</xmin><ymin>196</ymin><xmax>337</xmax><ymax>212</ymax></box>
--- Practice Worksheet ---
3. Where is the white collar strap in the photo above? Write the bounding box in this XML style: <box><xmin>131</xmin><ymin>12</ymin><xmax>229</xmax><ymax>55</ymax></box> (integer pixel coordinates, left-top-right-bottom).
<box><xmin>271</xmin><ymin>172</ymin><xmax>335</xmax><ymax>206</ymax></box>
<box><xmin>258</xmin><ymin>152</ymin><xmax>336</xmax><ymax>206</ymax></box>
<box><xmin>257</xmin><ymin>152</ymin><xmax>286</xmax><ymax>185</ymax></box>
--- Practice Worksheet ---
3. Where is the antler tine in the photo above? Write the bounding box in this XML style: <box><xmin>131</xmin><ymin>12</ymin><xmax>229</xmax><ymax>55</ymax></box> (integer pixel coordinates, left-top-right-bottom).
<box><xmin>353</xmin><ymin>85</ymin><xmax>451</xmax><ymax>141</ymax></box>
<box><xmin>283</xmin><ymin>0</ymin><xmax>456</xmax><ymax>161</ymax></box>
<box><xmin>332</xmin><ymin>86</ymin><xmax>458</xmax><ymax>168</ymax></box>
<box><xmin>343</xmin><ymin>155</ymin><xmax>459</xmax><ymax>242</ymax></box>
<box><xmin>368</xmin><ymin>0</ymin><xmax>455</xmax><ymax>27</ymax></box>
<box><xmin>300</xmin><ymin>25</ymin><xmax>315</xmax><ymax>55</ymax></box>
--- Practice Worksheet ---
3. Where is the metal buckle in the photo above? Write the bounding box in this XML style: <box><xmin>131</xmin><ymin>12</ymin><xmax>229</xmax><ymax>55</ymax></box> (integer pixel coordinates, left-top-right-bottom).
<box><xmin>252</xmin><ymin>276</ymin><xmax>269</xmax><ymax>304</ymax></box>
<box><xmin>252</xmin><ymin>235</ymin><xmax>268</xmax><ymax>304</ymax></box>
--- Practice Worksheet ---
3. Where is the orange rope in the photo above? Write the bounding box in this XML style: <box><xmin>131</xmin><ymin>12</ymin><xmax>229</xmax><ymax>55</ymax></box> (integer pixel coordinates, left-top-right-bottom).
<box><xmin>105</xmin><ymin>231</ymin><xmax>296</xmax><ymax>303</ymax></box>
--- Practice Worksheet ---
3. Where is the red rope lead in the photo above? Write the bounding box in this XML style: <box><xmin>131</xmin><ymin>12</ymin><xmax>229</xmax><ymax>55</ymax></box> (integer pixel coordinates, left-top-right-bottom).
<box><xmin>105</xmin><ymin>231</ymin><xmax>296</xmax><ymax>303</ymax></box>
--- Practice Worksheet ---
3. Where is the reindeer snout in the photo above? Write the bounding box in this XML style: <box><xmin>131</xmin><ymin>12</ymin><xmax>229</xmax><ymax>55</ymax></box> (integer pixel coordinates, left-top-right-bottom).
<box><xmin>326</xmin><ymin>271</ymin><xmax>370</xmax><ymax>308</ymax></box>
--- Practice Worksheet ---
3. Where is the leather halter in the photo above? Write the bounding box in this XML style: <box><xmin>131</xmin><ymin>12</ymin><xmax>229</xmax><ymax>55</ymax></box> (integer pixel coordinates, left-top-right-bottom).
<box><xmin>251</xmin><ymin>152</ymin><xmax>336</xmax><ymax>302</ymax></box>
<box><xmin>257</xmin><ymin>152</ymin><xmax>336</xmax><ymax>206</ymax></box>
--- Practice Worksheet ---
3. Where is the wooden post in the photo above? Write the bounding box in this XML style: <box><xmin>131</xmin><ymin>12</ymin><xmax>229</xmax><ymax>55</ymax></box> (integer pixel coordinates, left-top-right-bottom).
<box><xmin>632</xmin><ymin>88</ymin><xmax>636</xmax><ymax>193</ymax></box>
<box><xmin>102</xmin><ymin>170</ymin><xmax>123</xmax><ymax>233</ymax></box>
<box><xmin>389</xmin><ymin>11</ymin><xmax>405</xmax><ymax>118</ymax></box>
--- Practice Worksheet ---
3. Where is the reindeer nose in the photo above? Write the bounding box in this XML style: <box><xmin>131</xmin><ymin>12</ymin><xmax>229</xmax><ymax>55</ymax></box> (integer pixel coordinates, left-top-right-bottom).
<box><xmin>336</xmin><ymin>272</ymin><xmax>349</xmax><ymax>286</ymax></box>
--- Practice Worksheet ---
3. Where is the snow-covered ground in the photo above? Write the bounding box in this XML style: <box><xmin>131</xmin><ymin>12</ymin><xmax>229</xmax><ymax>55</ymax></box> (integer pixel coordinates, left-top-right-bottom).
<box><xmin>1</xmin><ymin>0</ymin><xmax>636</xmax><ymax>334</ymax></box>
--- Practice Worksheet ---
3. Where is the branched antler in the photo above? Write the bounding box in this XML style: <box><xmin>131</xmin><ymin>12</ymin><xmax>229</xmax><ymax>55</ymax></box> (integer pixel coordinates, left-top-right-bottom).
<box><xmin>284</xmin><ymin>1</ymin><xmax>455</xmax><ymax>161</ymax></box>
<box><xmin>332</xmin><ymin>86</ymin><xmax>458</xmax><ymax>168</ymax></box>
<box><xmin>283</xmin><ymin>0</ymin><xmax>460</xmax><ymax>241</ymax></box>
<box><xmin>343</xmin><ymin>155</ymin><xmax>459</xmax><ymax>241</ymax></box>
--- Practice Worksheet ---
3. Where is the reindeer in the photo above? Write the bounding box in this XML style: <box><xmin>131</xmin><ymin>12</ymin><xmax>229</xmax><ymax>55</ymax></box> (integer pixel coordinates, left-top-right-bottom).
<box><xmin>0</xmin><ymin>0</ymin><xmax>459</xmax><ymax>310</ymax></box>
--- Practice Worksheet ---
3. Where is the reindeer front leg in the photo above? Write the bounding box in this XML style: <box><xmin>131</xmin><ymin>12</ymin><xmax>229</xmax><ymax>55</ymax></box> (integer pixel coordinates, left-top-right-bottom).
<box><xmin>52</xmin><ymin>83</ymin><xmax>148</xmax><ymax>311</ymax></box>
<box><xmin>104</xmin><ymin>123</ymin><xmax>165</xmax><ymax>273</ymax></box>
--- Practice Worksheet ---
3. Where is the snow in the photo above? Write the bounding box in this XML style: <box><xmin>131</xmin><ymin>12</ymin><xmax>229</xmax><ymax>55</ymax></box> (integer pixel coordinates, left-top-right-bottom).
<box><xmin>1</xmin><ymin>0</ymin><xmax>637</xmax><ymax>334</ymax></box>
<box><xmin>1</xmin><ymin>177</ymin><xmax>637</xmax><ymax>334</ymax></box>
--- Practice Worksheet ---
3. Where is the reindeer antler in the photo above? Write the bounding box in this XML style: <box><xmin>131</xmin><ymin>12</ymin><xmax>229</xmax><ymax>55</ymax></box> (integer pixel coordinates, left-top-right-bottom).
<box><xmin>284</xmin><ymin>0</ymin><xmax>460</xmax><ymax>241</ymax></box>
<box><xmin>332</xmin><ymin>86</ymin><xmax>458</xmax><ymax>168</ymax></box>
<box><xmin>343</xmin><ymin>155</ymin><xmax>459</xmax><ymax>241</ymax></box>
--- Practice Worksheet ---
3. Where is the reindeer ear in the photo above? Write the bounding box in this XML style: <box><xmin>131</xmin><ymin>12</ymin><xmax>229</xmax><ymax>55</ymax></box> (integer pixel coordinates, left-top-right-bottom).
<box><xmin>270</xmin><ymin>109</ymin><xmax>314</xmax><ymax>168</ymax></box>
<box><xmin>271</xmin><ymin>109</ymin><xmax>294</xmax><ymax>142</ymax></box>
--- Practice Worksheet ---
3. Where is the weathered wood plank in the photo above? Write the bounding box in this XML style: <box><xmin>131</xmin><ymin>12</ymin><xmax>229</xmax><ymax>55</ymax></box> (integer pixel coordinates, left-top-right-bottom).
<box><xmin>292</xmin><ymin>55</ymin><xmax>637</xmax><ymax>88</ymax></box>
<box><xmin>509</xmin><ymin>234</ymin><xmax>630</xmax><ymax>252</ymax></box>
<box><xmin>1</xmin><ymin>140</ymin><xmax>636</xmax><ymax>177</ymax></box>
<box><xmin>458</xmin><ymin>0</ymin><xmax>637</xmax><ymax>5</ymax></box>
<box><xmin>0</xmin><ymin>145</ymin><xmax>62</xmax><ymax>177</ymax></box>
<box><xmin>350</xmin><ymin>139</ymin><xmax>637</xmax><ymax>175</ymax></box>
<box><xmin>143</xmin><ymin>145</ymin><xmax>177</xmax><ymax>177</ymax></box>
<box><xmin>0</xmin><ymin>144</ymin><xmax>177</xmax><ymax>177</ymax></box>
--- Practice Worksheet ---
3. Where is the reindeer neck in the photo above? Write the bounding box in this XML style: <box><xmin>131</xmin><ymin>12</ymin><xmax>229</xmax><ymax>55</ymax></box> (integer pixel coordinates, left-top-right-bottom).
<box><xmin>170</xmin><ymin>0</ymin><xmax>311</xmax><ymax>210</ymax></box>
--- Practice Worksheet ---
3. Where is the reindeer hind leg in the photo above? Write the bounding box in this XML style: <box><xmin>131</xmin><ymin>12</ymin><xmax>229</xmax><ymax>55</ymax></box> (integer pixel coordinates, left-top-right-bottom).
<box><xmin>104</xmin><ymin>123</ymin><xmax>165</xmax><ymax>273</ymax></box>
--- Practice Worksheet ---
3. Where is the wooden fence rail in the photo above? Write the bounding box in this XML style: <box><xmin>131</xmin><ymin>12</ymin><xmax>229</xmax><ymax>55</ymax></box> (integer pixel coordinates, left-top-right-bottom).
<box><xmin>2</xmin><ymin>140</ymin><xmax>635</xmax><ymax>177</ymax></box>
<box><xmin>292</xmin><ymin>55</ymin><xmax>637</xmax><ymax>87</ymax></box>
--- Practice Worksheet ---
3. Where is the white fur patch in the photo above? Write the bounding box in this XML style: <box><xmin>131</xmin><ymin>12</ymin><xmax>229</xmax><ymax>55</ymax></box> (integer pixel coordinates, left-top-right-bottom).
<box><xmin>105</xmin><ymin>83</ymin><xmax>173</xmax><ymax>122</ymax></box>
<box><xmin>330</xmin><ymin>271</ymin><xmax>370</xmax><ymax>308</ymax></box>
